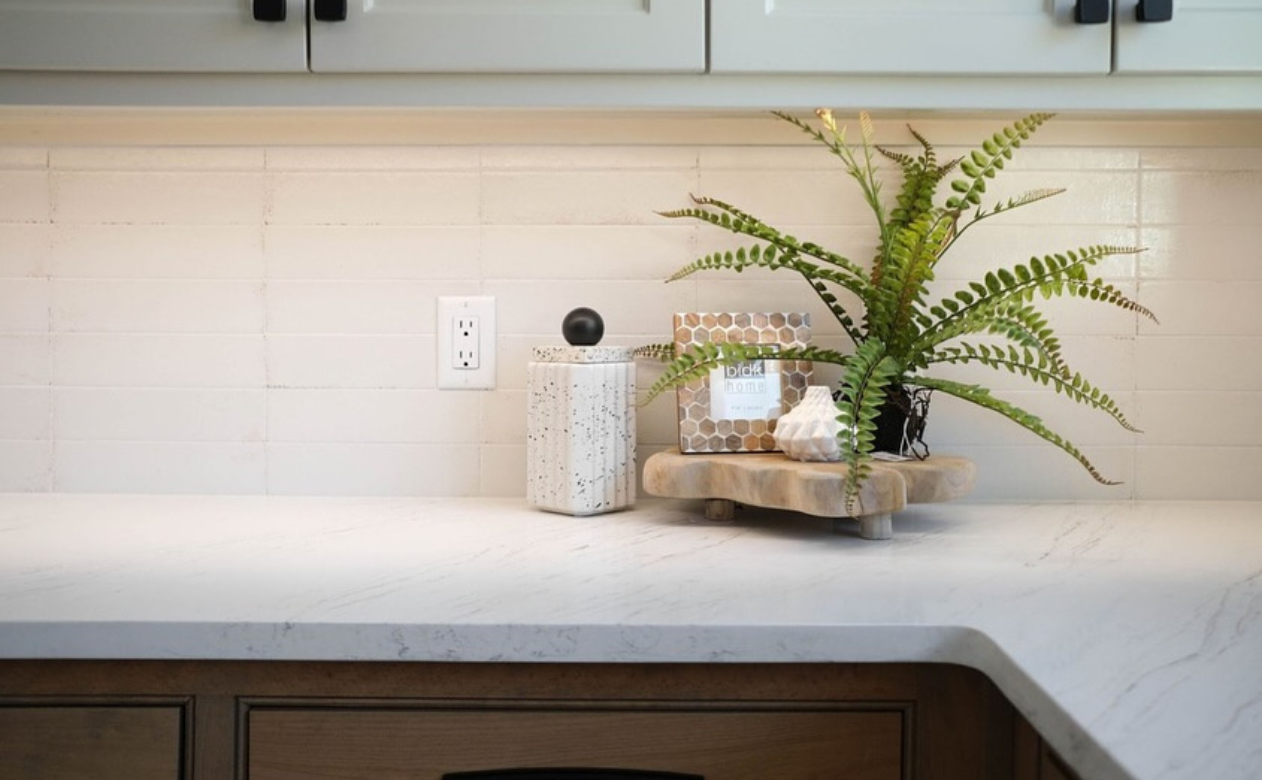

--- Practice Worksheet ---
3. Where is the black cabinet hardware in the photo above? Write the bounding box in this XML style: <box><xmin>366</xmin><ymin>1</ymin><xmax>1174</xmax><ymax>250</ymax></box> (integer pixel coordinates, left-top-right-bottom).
<box><xmin>1074</xmin><ymin>0</ymin><xmax>1110</xmax><ymax>24</ymax></box>
<box><xmin>1136</xmin><ymin>0</ymin><xmax>1174</xmax><ymax>22</ymax></box>
<box><xmin>313</xmin><ymin>0</ymin><xmax>348</xmax><ymax>22</ymax></box>
<box><xmin>252</xmin><ymin>0</ymin><xmax>286</xmax><ymax>22</ymax></box>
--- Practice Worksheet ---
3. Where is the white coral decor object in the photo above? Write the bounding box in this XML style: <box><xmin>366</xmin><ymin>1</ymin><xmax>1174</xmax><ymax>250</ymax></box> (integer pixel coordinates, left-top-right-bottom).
<box><xmin>774</xmin><ymin>385</ymin><xmax>850</xmax><ymax>462</ymax></box>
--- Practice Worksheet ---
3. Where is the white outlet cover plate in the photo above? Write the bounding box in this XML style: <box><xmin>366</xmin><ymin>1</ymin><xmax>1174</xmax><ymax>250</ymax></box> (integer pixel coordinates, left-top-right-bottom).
<box><xmin>438</xmin><ymin>296</ymin><xmax>496</xmax><ymax>390</ymax></box>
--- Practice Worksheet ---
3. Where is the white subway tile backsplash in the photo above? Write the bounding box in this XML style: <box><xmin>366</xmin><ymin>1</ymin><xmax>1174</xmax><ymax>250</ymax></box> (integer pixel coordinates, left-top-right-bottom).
<box><xmin>53</xmin><ymin>225</ymin><xmax>263</xmax><ymax>279</ymax></box>
<box><xmin>53</xmin><ymin>441</ymin><xmax>266</xmax><ymax>494</ymax></box>
<box><xmin>52</xmin><ymin>279</ymin><xmax>264</xmax><ymax>333</ymax></box>
<box><xmin>267</xmin><ymin>279</ymin><xmax>472</xmax><ymax>334</ymax></box>
<box><xmin>53</xmin><ymin>171</ymin><xmax>266</xmax><ymax>225</ymax></box>
<box><xmin>1136</xmin><ymin>447</ymin><xmax>1262</xmax><ymax>500</ymax></box>
<box><xmin>482</xmin><ymin>146</ymin><xmax>697</xmax><ymax>171</ymax></box>
<box><xmin>267</xmin><ymin>335</ymin><xmax>434</xmax><ymax>389</ymax></box>
<box><xmin>0</xmin><ymin>441</ymin><xmax>51</xmax><ymax>492</ymax></box>
<box><xmin>1139</xmin><ymin>226</ymin><xmax>1262</xmax><ymax>282</ymax></box>
<box><xmin>0</xmin><ymin>224</ymin><xmax>50</xmax><ymax>276</ymax></box>
<box><xmin>0</xmin><ymin>148</ymin><xmax>47</xmax><ymax>169</ymax></box>
<box><xmin>0</xmin><ymin>334</ymin><xmax>50</xmax><ymax>385</ymax></box>
<box><xmin>267</xmin><ymin>389</ymin><xmax>479</xmax><ymax>443</ymax></box>
<box><xmin>266</xmin><ymin>225</ymin><xmax>479</xmax><ymax>280</ymax></box>
<box><xmin>53</xmin><ymin>388</ymin><xmax>265</xmax><ymax>442</ymax></box>
<box><xmin>482</xmin><ymin>170</ymin><xmax>697</xmax><ymax>225</ymax></box>
<box><xmin>482</xmin><ymin>225</ymin><xmax>693</xmax><ymax>281</ymax></box>
<box><xmin>0</xmin><ymin>387</ymin><xmax>50</xmax><ymax>439</ymax></box>
<box><xmin>265</xmin><ymin>146</ymin><xmax>478</xmax><ymax>171</ymax></box>
<box><xmin>1136</xmin><ymin>392</ymin><xmax>1260</xmax><ymax>446</ymax></box>
<box><xmin>0</xmin><ymin>170</ymin><xmax>49</xmax><ymax>223</ymax></box>
<box><xmin>50</xmin><ymin>147</ymin><xmax>264</xmax><ymax>172</ymax></box>
<box><xmin>1138</xmin><ymin>282</ymin><xmax>1262</xmax><ymax>336</ymax></box>
<box><xmin>268</xmin><ymin>172</ymin><xmax>479</xmax><ymax>225</ymax></box>
<box><xmin>1142</xmin><ymin>171</ymin><xmax>1262</xmax><ymax>226</ymax></box>
<box><xmin>1140</xmin><ymin>147</ymin><xmax>1262</xmax><ymax>172</ymax></box>
<box><xmin>266</xmin><ymin>443</ymin><xmax>478</xmax><ymax>496</ymax></box>
<box><xmin>2</xmin><ymin>114</ymin><xmax>1257</xmax><ymax>500</ymax></box>
<box><xmin>479</xmin><ymin>444</ymin><xmax>526</xmax><ymax>497</ymax></box>
<box><xmin>0</xmin><ymin>279</ymin><xmax>49</xmax><ymax>331</ymax></box>
<box><xmin>479</xmin><ymin>390</ymin><xmax>526</xmax><ymax>445</ymax></box>
<box><xmin>1136</xmin><ymin>336</ymin><xmax>1262</xmax><ymax>391</ymax></box>
<box><xmin>486</xmin><ymin>279</ymin><xmax>695</xmax><ymax>337</ymax></box>
<box><xmin>53</xmin><ymin>334</ymin><xmax>266</xmax><ymax>388</ymax></box>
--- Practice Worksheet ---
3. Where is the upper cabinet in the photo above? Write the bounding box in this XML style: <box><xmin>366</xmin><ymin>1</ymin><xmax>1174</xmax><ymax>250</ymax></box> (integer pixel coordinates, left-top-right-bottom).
<box><xmin>1115</xmin><ymin>0</ymin><xmax>1262</xmax><ymax>73</ymax></box>
<box><xmin>0</xmin><ymin>0</ymin><xmax>707</xmax><ymax>75</ymax></box>
<box><xmin>710</xmin><ymin>0</ymin><xmax>1112</xmax><ymax>75</ymax></box>
<box><xmin>309</xmin><ymin>0</ymin><xmax>706</xmax><ymax>73</ymax></box>
<box><xmin>712</xmin><ymin>0</ymin><xmax>1262</xmax><ymax>76</ymax></box>
<box><xmin>0</xmin><ymin>0</ymin><xmax>308</xmax><ymax>73</ymax></box>
<box><xmin>0</xmin><ymin>0</ymin><xmax>1260</xmax><ymax>109</ymax></box>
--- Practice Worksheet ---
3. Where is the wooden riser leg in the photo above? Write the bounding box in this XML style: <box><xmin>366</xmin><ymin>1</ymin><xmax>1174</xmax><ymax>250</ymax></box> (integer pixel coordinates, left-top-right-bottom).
<box><xmin>833</xmin><ymin>513</ymin><xmax>894</xmax><ymax>540</ymax></box>
<box><xmin>703</xmin><ymin>499</ymin><xmax>736</xmax><ymax>523</ymax></box>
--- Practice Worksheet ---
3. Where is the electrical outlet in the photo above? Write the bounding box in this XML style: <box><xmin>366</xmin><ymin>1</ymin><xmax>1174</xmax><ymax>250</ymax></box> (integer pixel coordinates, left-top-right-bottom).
<box><xmin>438</xmin><ymin>296</ymin><xmax>495</xmax><ymax>389</ymax></box>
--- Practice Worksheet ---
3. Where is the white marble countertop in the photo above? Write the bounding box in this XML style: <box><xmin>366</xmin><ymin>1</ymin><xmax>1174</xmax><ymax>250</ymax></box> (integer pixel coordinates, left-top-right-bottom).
<box><xmin>1</xmin><ymin>495</ymin><xmax>1259</xmax><ymax>780</ymax></box>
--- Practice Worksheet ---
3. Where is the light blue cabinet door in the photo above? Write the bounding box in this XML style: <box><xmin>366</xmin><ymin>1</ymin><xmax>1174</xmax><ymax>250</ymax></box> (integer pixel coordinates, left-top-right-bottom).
<box><xmin>710</xmin><ymin>0</ymin><xmax>1111</xmax><ymax>75</ymax></box>
<box><xmin>0</xmin><ymin>0</ymin><xmax>307</xmax><ymax>72</ymax></box>
<box><xmin>1115</xmin><ymin>0</ymin><xmax>1262</xmax><ymax>73</ymax></box>
<box><xmin>309</xmin><ymin>0</ymin><xmax>706</xmax><ymax>73</ymax></box>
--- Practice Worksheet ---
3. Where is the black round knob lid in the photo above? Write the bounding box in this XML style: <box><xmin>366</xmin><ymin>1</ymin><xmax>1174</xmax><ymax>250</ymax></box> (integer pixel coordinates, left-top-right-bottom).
<box><xmin>562</xmin><ymin>307</ymin><xmax>604</xmax><ymax>346</ymax></box>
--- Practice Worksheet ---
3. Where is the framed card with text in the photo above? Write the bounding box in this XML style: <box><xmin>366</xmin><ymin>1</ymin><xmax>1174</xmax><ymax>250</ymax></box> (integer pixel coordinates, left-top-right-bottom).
<box><xmin>673</xmin><ymin>312</ymin><xmax>813</xmax><ymax>454</ymax></box>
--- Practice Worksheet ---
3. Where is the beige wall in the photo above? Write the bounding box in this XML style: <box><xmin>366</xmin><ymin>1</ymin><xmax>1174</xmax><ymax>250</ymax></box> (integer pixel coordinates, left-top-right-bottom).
<box><xmin>1</xmin><ymin>110</ymin><xmax>1260</xmax><ymax>500</ymax></box>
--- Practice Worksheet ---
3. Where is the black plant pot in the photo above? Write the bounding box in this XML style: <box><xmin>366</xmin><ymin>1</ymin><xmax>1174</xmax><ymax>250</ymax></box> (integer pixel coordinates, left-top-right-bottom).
<box><xmin>873</xmin><ymin>385</ymin><xmax>931</xmax><ymax>457</ymax></box>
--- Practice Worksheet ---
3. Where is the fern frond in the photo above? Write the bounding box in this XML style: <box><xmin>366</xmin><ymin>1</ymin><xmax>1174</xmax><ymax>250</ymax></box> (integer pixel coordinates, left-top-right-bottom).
<box><xmin>946</xmin><ymin>113</ymin><xmax>1056</xmax><ymax>212</ymax></box>
<box><xmin>1061</xmin><ymin>278</ymin><xmax>1159</xmax><ymax>323</ymax></box>
<box><xmin>833</xmin><ymin>339</ymin><xmax>903</xmax><ymax>514</ymax></box>
<box><xmin>910</xmin><ymin>376</ymin><xmax>1119</xmax><ymax>485</ymax></box>
<box><xmin>658</xmin><ymin>203</ymin><xmax>869</xmax><ymax>281</ymax></box>
<box><xmin>868</xmin><ymin>212</ymin><xmax>954</xmax><ymax>358</ymax></box>
<box><xmin>947</xmin><ymin>188</ymin><xmax>1066</xmax><ymax>250</ymax></box>
<box><xmin>664</xmin><ymin>243</ymin><xmax>794</xmax><ymax>283</ymax></box>
<box><xmin>914</xmin><ymin>300</ymin><xmax>1067</xmax><ymax>374</ymax></box>
<box><xmin>926</xmin><ymin>343</ymin><xmax>1140</xmax><ymax>432</ymax></box>
<box><xmin>632</xmin><ymin>343</ymin><xmax>677</xmax><ymax>362</ymax></box>
<box><xmin>915</xmin><ymin>245</ymin><xmax>1145</xmax><ymax>351</ymax></box>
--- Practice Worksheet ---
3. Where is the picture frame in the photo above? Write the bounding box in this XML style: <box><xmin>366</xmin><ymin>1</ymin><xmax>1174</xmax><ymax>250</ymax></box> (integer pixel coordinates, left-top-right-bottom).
<box><xmin>672</xmin><ymin>312</ymin><xmax>813</xmax><ymax>454</ymax></box>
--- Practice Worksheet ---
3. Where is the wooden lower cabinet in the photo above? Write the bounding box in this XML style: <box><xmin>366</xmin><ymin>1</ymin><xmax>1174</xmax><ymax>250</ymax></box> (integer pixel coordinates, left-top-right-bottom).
<box><xmin>0</xmin><ymin>661</ymin><xmax>1076</xmax><ymax>780</ymax></box>
<box><xmin>0</xmin><ymin>704</ymin><xmax>184</xmax><ymax>780</ymax></box>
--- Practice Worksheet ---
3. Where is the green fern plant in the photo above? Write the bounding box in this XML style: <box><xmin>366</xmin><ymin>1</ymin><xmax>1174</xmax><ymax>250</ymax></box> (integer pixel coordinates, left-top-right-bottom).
<box><xmin>642</xmin><ymin>110</ymin><xmax>1156</xmax><ymax>511</ymax></box>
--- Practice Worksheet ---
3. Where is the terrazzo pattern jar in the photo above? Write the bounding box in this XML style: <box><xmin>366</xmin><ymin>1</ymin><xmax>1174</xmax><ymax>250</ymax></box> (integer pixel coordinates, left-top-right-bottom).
<box><xmin>527</xmin><ymin>346</ymin><xmax>636</xmax><ymax>516</ymax></box>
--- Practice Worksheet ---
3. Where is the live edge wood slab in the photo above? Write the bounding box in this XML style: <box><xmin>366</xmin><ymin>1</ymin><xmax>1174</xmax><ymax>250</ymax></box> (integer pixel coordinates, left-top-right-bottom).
<box><xmin>643</xmin><ymin>448</ymin><xmax>976</xmax><ymax>540</ymax></box>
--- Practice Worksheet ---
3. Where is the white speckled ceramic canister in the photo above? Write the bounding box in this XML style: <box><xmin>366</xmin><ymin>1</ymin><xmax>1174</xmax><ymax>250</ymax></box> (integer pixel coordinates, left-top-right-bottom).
<box><xmin>527</xmin><ymin>346</ymin><xmax>636</xmax><ymax>516</ymax></box>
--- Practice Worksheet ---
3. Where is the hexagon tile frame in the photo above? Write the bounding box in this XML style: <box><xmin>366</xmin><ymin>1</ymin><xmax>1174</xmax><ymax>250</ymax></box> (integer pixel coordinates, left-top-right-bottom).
<box><xmin>673</xmin><ymin>312</ymin><xmax>813</xmax><ymax>454</ymax></box>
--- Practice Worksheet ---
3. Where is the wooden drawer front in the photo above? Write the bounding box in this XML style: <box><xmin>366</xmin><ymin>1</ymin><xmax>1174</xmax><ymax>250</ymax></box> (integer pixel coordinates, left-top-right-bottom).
<box><xmin>0</xmin><ymin>705</ymin><xmax>182</xmax><ymax>780</ymax></box>
<box><xmin>249</xmin><ymin>706</ymin><xmax>903</xmax><ymax>780</ymax></box>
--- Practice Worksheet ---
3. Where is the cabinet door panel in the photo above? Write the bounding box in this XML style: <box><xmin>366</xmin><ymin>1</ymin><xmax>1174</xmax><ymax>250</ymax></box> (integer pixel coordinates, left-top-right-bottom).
<box><xmin>309</xmin><ymin>0</ymin><xmax>705</xmax><ymax>73</ymax></box>
<box><xmin>711</xmin><ymin>0</ymin><xmax>1111</xmax><ymax>75</ymax></box>
<box><xmin>0</xmin><ymin>705</ymin><xmax>183</xmax><ymax>780</ymax></box>
<box><xmin>250</xmin><ymin>707</ymin><xmax>903</xmax><ymax>780</ymax></box>
<box><xmin>1115</xmin><ymin>0</ymin><xmax>1262</xmax><ymax>73</ymax></box>
<box><xmin>0</xmin><ymin>0</ymin><xmax>307</xmax><ymax>72</ymax></box>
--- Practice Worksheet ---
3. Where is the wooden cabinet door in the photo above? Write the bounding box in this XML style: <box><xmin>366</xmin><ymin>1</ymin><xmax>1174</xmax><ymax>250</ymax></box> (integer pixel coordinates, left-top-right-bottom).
<box><xmin>0</xmin><ymin>705</ymin><xmax>183</xmax><ymax>780</ymax></box>
<box><xmin>710</xmin><ymin>0</ymin><xmax>1111</xmax><ymax>75</ymax></box>
<box><xmin>1114</xmin><ymin>0</ymin><xmax>1262</xmax><ymax>73</ymax></box>
<box><xmin>308</xmin><ymin>0</ymin><xmax>706</xmax><ymax>73</ymax></box>
<box><xmin>0</xmin><ymin>0</ymin><xmax>307</xmax><ymax>72</ymax></box>
<box><xmin>249</xmin><ymin>705</ymin><xmax>904</xmax><ymax>780</ymax></box>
